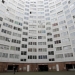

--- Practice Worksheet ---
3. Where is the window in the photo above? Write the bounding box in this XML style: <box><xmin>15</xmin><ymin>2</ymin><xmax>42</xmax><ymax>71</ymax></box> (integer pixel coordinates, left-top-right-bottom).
<box><xmin>62</xmin><ymin>1</ymin><xmax>67</xmax><ymax>5</ymax></box>
<box><xmin>54</xmin><ymin>40</ymin><xmax>61</xmax><ymax>44</ymax></box>
<box><xmin>66</xmin><ymin>14</ymin><xmax>71</xmax><ymax>19</ymax></box>
<box><xmin>47</xmin><ymin>32</ymin><xmax>52</xmax><ymax>36</ymax></box>
<box><xmin>67</xmin><ymin>20</ymin><xmax>73</xmax><ymax>24</ymax></box>
<box><xmin>38</xmin><ymin>55</ymin><xmax>47</xmax><ymax>59</ymax></box>
<box><xmin>47</xmin><ymin>38</ymin><xmax>53</xmax><ymax>41</ymax></box>
<box><xmin>48</xmin><ymin>51</ymin><xmax>54</xmax><ymax>55</ymax></box>
<box><xmin>56</xmin><ymin>2</ymin><xmax>61</xmax><ymax>7</ymax></box>
<box><xmin>33</xmin><ymin>48</ymin><xmax>37</xmax><ymax>52</ymax></box>
<box><xmin>22</xmin><ymin>38</ymin><xmax>27</xmax><ymax>41</ymax></box>
<box><xmin>32</xmin><ymin>56</ymin><xmax>36</xmax><ymax>59</ymax></box>
<box><xmin>46</xmin><ymin>17</ymin><xmax>50</xmax><ymax>20</ymax></box>
<box><xmin>30</xmin><ymin>25</ymin><xmax>36</xmax><ymax>28</ymax></box>
<box><xmin>28</xmin><ymin>48</ymin><xmax>32</xmax><ymax>52</ymax></box>
<box><xmin>0</xmin><ymin>24</ymin><xmax>1</xmax><ymax>27</ymax></box>
<box><xmin>28</xmin><ymin>42</ymin><xmax>32</xmax><ymax>45</ymax></box>
<box><xmin>49</xmin><ymin>1</ymin><xmax>54</xmax><ymax>5</ymax></box>
<box><xmin>52</xmin><ymin>23</ymin><xmax>58</xmax><ymax>26</ymax></box>
<box><xmin>51</xmin><ymin>18</ymin><xmax>57</xmax><ymax>21</ymax></box>
<box><xmin>38</xmin><ymin>16</ymin><xmax>44</xmax><ymax>19</ymax></box>
<box><xmin>25</xmin><ymin>12</ymin><xmax>29</xmax><ymax>15</ymax></box>
<box><xmin>25</xmin><ymin>8</ymin><xmax>29</xmax><ymax>11</ymax></box>
<box><xmin>64</xmin><ymin>5</ymin><xmax>68</xmax><ymax>9</ymax></box>
<box><xmin>12</xmin><ymin>39</ymin><xmax>21</xmax><ymax>44</ymax></box>
<box><xmin>38</xmin><ymin>36</ymin><xmax>46</xmax><ymax>39</ymax></box>
<box><xmin>13</xmin><ymin>32</ymin><xmax>21</xmax><ymax>37</ymax></box>
<box><xmin>11</xmin><ymin>46</ymin><xmax>20</xmax><ymax>51</ymax></box>
<box><xmin>24</xmin><ymin>17</ymin><xmax>29</xmax><ymax>20</ymax></box>
<box><xmin>3</xmin><ymin>22</ymin><xmax>13</xmax><ymax>29</ymax></box>
<box><xmin>38</xmin><ymin>8</ymin><xmax>44</xmax><ymax>11</ymax></box>
<box><xmin>38</xmin><ymin>48</ymin><xmax>42</xmax><ymax>52</ymax></box>
<box><xmin>65</xmin><ymin>53</ymin><xmax>73</xmax><ymax>58</ymax></box>
<box><xmin>0</xmin><ymin>17</ymin><xmax>3</xmax><ymax>21</ymax></box>
<box><xmin>38</xmin><ymin>30</ymin><xmax>46</xmax><ymax>33</ymax></box>
<box><xmin>57</xmin><ymin>10</ymin><xmax>63</xmax><ymax>15</ymax></box>
<box><xmin>30</xmin><ymin>16</ymin><xmax>36</xmax><ymax>19</ymax></box>
<box><xmin>56</xmin><ymin>54</ymin><xmax>63</xmax><ymax>58</ymax></box>
<box><xmin>73</xmin><ymin>48</ymin><xmax>75</xmax><ymax>52</ymax></box>
<box><xmin>0</xmin><ymin>52</ymin><xmax>2</xmax><ymax>57</ymax></box>
<box><xmin>0</xmin><ymin>44</ymin><xmax>9</xmax><ymax>50</ymax></box>
<box><xmin>29</xmin><ymin>36</ymin><xmax>37</xmax><ymax>39</ymax></box>
<box><xmin>48</xmin><ymin>44</ymin><xmax>53</xmax><ymax>48</ymax></box>
<box><xmin>18</xmin><ymin>28</ymin><xmax>22</xmax><ymax>31</ymax></box>
<box><xmin>24</xmin><ymin>21</ymin><xmax>28</xmax><ymax>25</ymax></box>
<box><xmin>5</xmin><ymin>17</ymin><xmax>14</xmax><ymax>23</ymax></box>
<box><xmin>15</xmin><ymin>16</ymin><xmax>23</xmax><ymax>21</ymax></box>
<box><xmin>58</xmin><ymin>15</ymin><xmax>64</xmax><ymax>20</ymax></box>
<box><xmin>16</xmin><ymin>47</ymin><xmax>20</xmax><ymax>51</ymax></box>
<box><xmin>38</xmin><ymin>42</ymin><xmax>46</xmax><ymax>45</ymax></box>
<box><xmin>72</xmin><ymin>40</ymin><xmax>75</xmax><ymax>45</ymax></box>
<box><xmin>71</xmin><ymin>8</ymin><xmax>75</xmax><ymax>13</ymax></box>
<box><xmin>46</xmin><ymin>22</ymin><xmax>51</xmax><ymax>25</ymax></box>
<box><xmin>25</xmin><ymin>5</ymin><xmax>29</xmax><ymax>7</ymax></box>
<box><xmin>53</xmin><ymin>28</ymin><xmax>59</xmax><ymax>32</ymax></box>
<box><xmin>50</xmin><ymin>9</ymin><xmax>56</xmax><ymax>13</ymax></box>
<box><xmin>14</xmin><ymin>26</ymin><xmax>17</xmax><ymax>30</ymax></box>
<box><xmin>0</xmin><ymin>36</ymin><xmax>5</xmax><ymax>41</ymax></box>
<box><xmin>15</xmin><ymin>54</ymin><xmax>19</xmax><ymax>59</ymax></box>
<box><xmin>63</xmin><ymin>45</ymin><xmax>71</xmax><ymax>50</ymax></box>
<box><xmin>22</xmin><ymin>44</ymin><xmax>27</xmax><ymax>48</ymax></box>
<box><xmin>2</xmin><ymin>53</ymin><xmax>8</xmax><ymax>58</ymax></box>
<box><xmin>51</xmin><ymin>13</ymin><xmax>56</xmax><ymax>17</ymax></box>
<box><xmin>29</xmin><ymin>30</ymin><xmax>36</xmax><ymax>34</ymax></box>
<box><xmin>54</xmin><ymin>34</ymin><xmax>60</xmax><ymax>38</ymax></box>
<box><xmin>62</xmin><ymin>38</ymin><xmax>70</xmax><ymax>43</ymax></box>
<box><xmin>61</xmin><ymin>31</ymin><xmax>68</xmax><ymax>37</ymax></box>
<box><xmin>10</xmin><ymin>54</ymin><xmax>14</xmax><ymax>58</ymax></box>
<box><xmin>1</xmin><ymin>29</ymin><xmax>11</xmax><ymax>35</ymax></box>
<box><xmin>45</xmin><ymin>9</ymin><xmax>49</xmax><ymax>12</ymax></box>
<box><xmin>60</xmin><ymin>26</ymin><xmax>67</xmax><ymax>31</ymax></box>
<box><xmin>56</xmin><ymin>47</ymin><xmax>62</xmax><ymax>51</ymax></box>
<box><xmin>5</xmin><ymin>37</ymin><xmax>10</xmax><ymax>42</ymax></box>
<box><xmin>21</xmin><ymin>51</ymin><xmax>27</xmax><ymax>55</ymax></box>
<box><xmin>45</xmin><ymin>13</ymin><xmax>50</xmax><ymax>16</ymax></box>
<box><xmin>38</xmin><ymin>48</ymin><xmax>47</xmax><ymax>52</ymax></box>
<box><xmin>23</xmin><ymin>32</ymin><xmax>28</xmax><ymax>35</ymax></box>
<box><xmin>73</xmin><ymin>15</ymin><xmax>75</xmax><ymax>19</ymax></box>
<box><xmin>59</xmin><ymin>20</ymin><xmax>66</xmax><ymax>25</ymax></box>
<box><xmin>10</xmin><ymin>46</ymin><xmax>16</xmax><ymax>51</ymax></box>
<box><xmin>65</xmin><ymin>10</ymin><xmax>70</xmax><ymax>14</ymax></box>
<box><xmin>50</xmin><ymin>5</ymin><xmax>55</xmax><ymax>9</ymax></box>
<box><xmin>46</xmin><ymin>27</ymin><xmax>51</xmax><ymax>30</ymax></box>
<box><xmin>33</xmin><ymin>42</ymin><xmax>37</xmax><ymax>45</ymax></box>
<box><xmin>28</xmin><ymin>55</ymin><xmax>37</xmax><ymax>59</ymax></box>
<box><xmin>70</xmin><ymin>32</ymin><xmax>75</xmax><ymax>37</ymax></box>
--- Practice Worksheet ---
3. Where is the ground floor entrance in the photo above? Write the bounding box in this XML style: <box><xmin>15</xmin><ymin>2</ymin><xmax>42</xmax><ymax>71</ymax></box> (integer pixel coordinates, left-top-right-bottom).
<box><xmin>66</xmin><ymin>64</ymin><xmax>75</xmax><ymax>71</ymax></box>
<box><xmin>7</xmin><ymin>65</ymin><xmax>19</xmax><ymax>71</ymax></box>
<box><xmin>38</xmin><ymin>65</ymin><xmax>48</xmax><ymax>71</ymax></box>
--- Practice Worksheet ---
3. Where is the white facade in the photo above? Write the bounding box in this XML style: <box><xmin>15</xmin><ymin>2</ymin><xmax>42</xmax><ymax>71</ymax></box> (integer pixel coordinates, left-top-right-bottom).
<box><xmin>0</xmin><ymin>0</ymin><xmax>75</xmax><ymax>63</ymax></box>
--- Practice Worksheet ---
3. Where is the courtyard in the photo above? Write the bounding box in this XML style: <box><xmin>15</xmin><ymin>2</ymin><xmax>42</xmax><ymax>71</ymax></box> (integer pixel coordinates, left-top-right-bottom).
<box><xmin>0</xmin><ymin>71</ymin><xmax>75</xmax><ymax>75</ymax></box>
